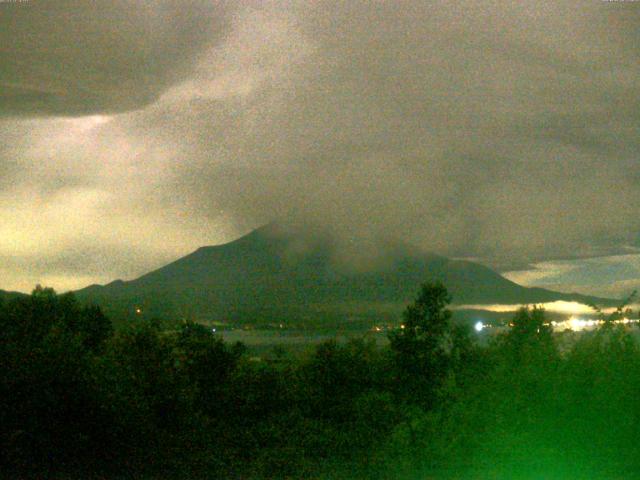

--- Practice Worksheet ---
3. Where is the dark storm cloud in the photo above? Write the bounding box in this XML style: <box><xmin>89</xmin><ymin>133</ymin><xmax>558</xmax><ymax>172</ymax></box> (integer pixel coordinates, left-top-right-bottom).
<box><xmin>0</xmin><ymin>0</ymin><xmax>230</xmax><ymax>116</ymax></box>
<box><xmin>1</xmin><ymin>0</ymin><xmax>640</xmax><ymax>291</ymax></box>
<box><xmin>139</xmin><ymin>1</ymin><xmax>640</xmax><ymax>262</ymax></box>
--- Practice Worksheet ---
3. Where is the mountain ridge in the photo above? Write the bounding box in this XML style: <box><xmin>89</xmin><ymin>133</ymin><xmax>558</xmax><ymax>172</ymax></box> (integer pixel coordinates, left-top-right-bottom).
<box><xmin>0</xmin><ymin>289</ymin><xmax>28</xmax><ymax>301</ymax></box>
<box><xmin>73</xmin><ymin>224</ymin><xmax>615</xmax><ymax>325</ymax></box>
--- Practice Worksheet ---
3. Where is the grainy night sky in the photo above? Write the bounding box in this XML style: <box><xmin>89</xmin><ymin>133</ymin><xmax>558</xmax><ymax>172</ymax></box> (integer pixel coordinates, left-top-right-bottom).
<box><xmin>1</xmin><ymin>0</ymin><xmax>639</xmax><ymax>295</ymax></box>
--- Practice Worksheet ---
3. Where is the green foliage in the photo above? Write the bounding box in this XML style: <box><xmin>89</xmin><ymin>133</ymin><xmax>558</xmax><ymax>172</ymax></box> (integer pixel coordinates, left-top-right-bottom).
<box><xmin>173</xmin><ymin>321</ymin><xmax>243</xmax><ymax>416</ymax></box>
<box><xmin>500</xmin><ymin>305</ymin><xmax>557</xmax><ymax>366</ymax></box>
<box><xmin>388</xmin><ymin>282</ymin><xmax>468</xmax><ymax>408</ymax></box>
<box><xmin>5</xmin><ymin>284</ymin><xmax>640</xmax><ymax>479</ymax></box>
<box><xmin>588</xmin><ymin>289</ymin><xmax>637</xmax><ymax>323</ymax></box>
<box><xmin>0</xmin><ymin>287</ymin><xmax>113</xmax><ymax>474</ymax></box>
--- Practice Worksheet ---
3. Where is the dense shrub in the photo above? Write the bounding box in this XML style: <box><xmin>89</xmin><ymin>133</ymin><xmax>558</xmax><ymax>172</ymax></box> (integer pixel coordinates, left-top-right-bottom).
<box><xmin>2</xmin><ymin>285</ymin><xmax>640</xmax><ymax>479</ymax></box>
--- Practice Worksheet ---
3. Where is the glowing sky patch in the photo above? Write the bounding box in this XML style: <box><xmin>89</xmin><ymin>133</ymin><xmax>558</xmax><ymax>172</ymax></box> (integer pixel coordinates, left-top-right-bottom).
<box><xmin>455</xmin><ymin>301</ymin><xmax>609</xmax><ymax>316</ymax></box>
<box><xmin>66</xmin><ymin>115</ymin><xmax>113</xmax><ymax>132</ymax></box>
<box><xmin>503</xmin><ymin>254</ymin><xmax>640</xmax><ymax>298</ymax></box>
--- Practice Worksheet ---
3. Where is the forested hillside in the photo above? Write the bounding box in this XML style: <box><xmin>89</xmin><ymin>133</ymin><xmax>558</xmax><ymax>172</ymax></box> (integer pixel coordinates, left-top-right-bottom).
<box><xmin>2</xmin><ymin>284</ymin><xmax>640</xmax><ymax>479</ymax></box>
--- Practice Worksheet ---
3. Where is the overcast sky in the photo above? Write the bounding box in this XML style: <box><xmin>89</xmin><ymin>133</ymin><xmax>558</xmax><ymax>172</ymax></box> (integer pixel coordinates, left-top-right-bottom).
<box><xmin>1</xmin><ymin>0</ymin><xmax>639</xmax><ymax>294</ymax></box>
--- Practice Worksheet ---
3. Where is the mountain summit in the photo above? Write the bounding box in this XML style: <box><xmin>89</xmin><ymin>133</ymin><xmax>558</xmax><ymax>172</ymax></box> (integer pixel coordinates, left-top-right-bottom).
<box><xmin>75</xmin><ymin>225</ymin><xmax>610</xmax><ymax>326</ymax></box>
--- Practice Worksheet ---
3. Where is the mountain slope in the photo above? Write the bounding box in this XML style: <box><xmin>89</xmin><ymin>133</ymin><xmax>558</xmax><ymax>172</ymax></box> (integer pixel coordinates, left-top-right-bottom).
<box><xmin>75</xmin><ymin>225</ymin><xmax>613</xmax><ymax>325</ymax></box>
<box><xmin>0</xmin><ymin>289</ymin><xmax>28</xmax><ymax>302</ymax></box>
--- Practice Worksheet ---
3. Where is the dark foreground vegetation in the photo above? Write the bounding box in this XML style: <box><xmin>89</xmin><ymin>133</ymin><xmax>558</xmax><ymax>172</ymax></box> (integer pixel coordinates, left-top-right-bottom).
<box><xmin>2</xmin><ymin>284</ymin><xmax>640</xmax><ymax>479</ymax></box>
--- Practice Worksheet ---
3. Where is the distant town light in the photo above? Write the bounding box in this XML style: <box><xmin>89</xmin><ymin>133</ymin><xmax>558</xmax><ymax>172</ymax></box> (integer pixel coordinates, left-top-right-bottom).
<box><xmin>474</xmin><ymin>321</ymin><xmax>484</xmax><ymax>332</ymax></box>
<box><xmin>135</xmin><ymin>307</ymin><xmax>142</xmax><ymax>314</ymax></box>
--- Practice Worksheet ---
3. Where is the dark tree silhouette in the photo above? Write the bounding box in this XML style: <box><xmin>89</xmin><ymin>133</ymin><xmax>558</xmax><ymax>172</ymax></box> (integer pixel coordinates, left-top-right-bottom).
<box><xmin>388</xmin><ymin>281</ymin><xmax>454</xmax><ymax>407</ymax></box>
<box><xmin>501</xmin><ymin>305</ymin><xmax>556</xmax><ymax>363</ymax></box>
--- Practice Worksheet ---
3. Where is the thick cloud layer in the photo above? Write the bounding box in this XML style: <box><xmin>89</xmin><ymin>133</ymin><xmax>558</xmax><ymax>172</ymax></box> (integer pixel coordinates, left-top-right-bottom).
<box><xmin>1</xmin><ymin>1</ymin><xmax>639</xmax><ymax>292</ymax></box>
<box><xmin>0</xmin><ymin>0</ymin><xmax>228</xmax><ymax>115</ymax></box>
<box><xmin>504</xmin><ymin>254</ymin><xmax>640</xmax><ymax>299</ymax></box>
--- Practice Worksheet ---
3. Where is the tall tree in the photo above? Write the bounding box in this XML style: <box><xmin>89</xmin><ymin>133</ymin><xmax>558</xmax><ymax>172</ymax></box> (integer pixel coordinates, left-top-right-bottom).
<box><xmin>502</xmin><ymin>305</ymin><xmax>556</xmax><ymax>365</ymax></box>
<box><xmin>388</xmin><ymin>282</ymin><xmax>454</xmax><ymax>407</ymax></box>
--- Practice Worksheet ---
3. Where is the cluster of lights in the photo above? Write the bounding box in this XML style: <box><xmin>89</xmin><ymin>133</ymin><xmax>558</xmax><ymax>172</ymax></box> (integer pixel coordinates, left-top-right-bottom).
<box><xmin>473</xmin><ymin>317</ymin><xmax>640</xmax><ymax>333</ymax></box>
<box><xmin>552</xmin><ymin>317</ymin><xmax>639</xmax><ymax>332</ymax></box>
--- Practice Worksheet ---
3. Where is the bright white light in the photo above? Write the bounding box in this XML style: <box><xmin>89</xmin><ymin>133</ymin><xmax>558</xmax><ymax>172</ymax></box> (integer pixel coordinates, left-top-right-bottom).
<box><xmin>568</xmin><ymin>317</ymin><xmax>586</xmax><ymax>330</ymax></box>
<box><xmin>474</xmin><ymin>321</ymin><xmax>484</xmax><ymax>332</ymax></box>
